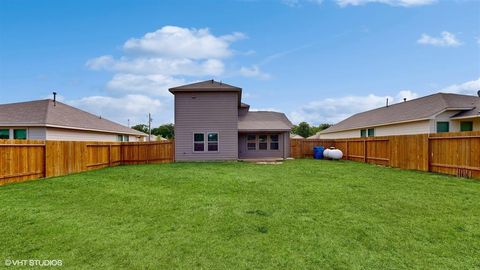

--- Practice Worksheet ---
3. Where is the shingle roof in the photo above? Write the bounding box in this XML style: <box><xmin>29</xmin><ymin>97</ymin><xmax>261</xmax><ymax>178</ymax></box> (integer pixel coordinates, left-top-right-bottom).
<box><xmin>169</xmin><ymin>80</ymin><xmax>243</xmax><ymax>107</ymax></box>
<box><xmin>290</xmin><ymin>134</ymin><xmax>304</xmax><ymax>139</ymax></box>
<box><xmin>0</xmin><ymin>99</ymin><xmax>146</xmax><ymax>136</ymax></box>
<box><xmin>238</xmin><ymin>111</ymin><xmax>293</xmax><ymax>131</ymax></box>
<box><xmin>321</xmin><ymin>93</ymin><xmax>479</xmax><ymax>134</ymax></box>
<box><xmin>169</xmin><ymin>80</ymin><xmax>241</xmax><ymax>92</ymax></box>
<box><xmin>451</xmin><ymin>97</ymin><xmax>480</xmax><ymax>118</ymax></box>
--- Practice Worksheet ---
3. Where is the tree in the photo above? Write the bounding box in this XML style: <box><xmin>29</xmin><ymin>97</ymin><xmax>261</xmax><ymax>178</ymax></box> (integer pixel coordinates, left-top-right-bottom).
<box><xmin>294</xmin><ymin>122</ymin><xmax>311</xmax><ymax>138</ymax></box>
<box><xmin>152</xmin><ymin>123</ymin><xmax>174</xmax><ymax>139</ymax></box>
<box><xmin>131</xmin><ymin>124</ymin><xmax>149</xmax><ymax>134</ymax></box>
<box><xmin>291</xmin><ymin>122</ymin><xmax>333</xmax><ymax>138</ymax></box>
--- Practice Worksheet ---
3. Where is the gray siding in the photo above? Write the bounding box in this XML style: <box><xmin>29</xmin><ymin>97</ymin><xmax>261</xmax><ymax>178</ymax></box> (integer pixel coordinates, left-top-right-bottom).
<box><xmin>238</xmin><ymin>132</ymin><xmax>289</xmax><ymax>159</ymax></box>
<box><xmin>28</xmin><ymin>127</ymin><xmax>47</xmax><ymax>140</ymax></box>
<box><xmin>46</xmin><ymin>127</ymin><xmax>142</xmax><ymax>142</ymax></box>
<box><xmin>174</xmin><ymin>92</ymin><xmax>238</xmax><ymax>161</ymax></box>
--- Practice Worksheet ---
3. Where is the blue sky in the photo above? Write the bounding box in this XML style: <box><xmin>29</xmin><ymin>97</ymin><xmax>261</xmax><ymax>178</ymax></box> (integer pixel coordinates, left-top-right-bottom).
<box><xmin>1</xmin><ymin>0</ymin><xmax>479</xmax><ymax>126</ymax></box>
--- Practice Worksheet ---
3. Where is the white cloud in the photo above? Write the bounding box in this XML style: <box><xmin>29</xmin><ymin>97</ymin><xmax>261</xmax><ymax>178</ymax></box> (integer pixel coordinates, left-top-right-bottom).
<box><xmin>417</xmin><ymin>31</ymin><xmax>462</xmax><ymax>47</ymax></box>
<box><xmin>239</xmin><ymin>65</ymin><xmax>271</xmax><ymax>79</ymax></box>
<box><xmin>68</xmin><ymin>94</ymin><xmax>170</xmax><ymax>126</ymax></box>
<box><xmin>282</xmin><ymin>0</ymin><xmax>323</xmax><ymax>7</ymax></box>
<box><xmin>395</xmin><ymin>90</ymin><xmax>418</xmax><ymax>101</ymax></box>
<box><xmin>81</xmin><ymin>25</ymin><xmax>268</xmax><ymax>125</ymax></box>
<box><xmin>85</xmin><ymin>55</ymin><xmax>115</xmax><ymax>70</ymax></box>
<box><xmin>336</xmin><ymin>0</ymin><xmax>435</xmax><ymax>7</ymax></box>
<box><xmin>290</xmin><ymin>90</ymin><xmax>418</xmax><ymax>124</ymax></box>
<box><xmin>123</xmin><ymin>26</ymin><xmax>245</xmax><ymax>59</ymax></box>
<box><xmin>439</xmin><ymin>78</ymin><xmax>480</xmax><ymax>96</ymax></box>
<box><xmin>87</xmin><ymin>56</ymin><xmax>224</xmax><ymax>77</ymax></box>
<box><xmin>290</xmin><ymin>78</ymin><xmax>480</xmax><ymax>125</ymax></box>
<box><xmin>106</xmin><ymin>74</ymin><xmax>185</xmax><ymax>96</ymax></box>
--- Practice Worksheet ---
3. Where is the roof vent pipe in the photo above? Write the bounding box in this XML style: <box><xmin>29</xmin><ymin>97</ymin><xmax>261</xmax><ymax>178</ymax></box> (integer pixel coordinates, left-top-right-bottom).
<box><xmin>386</xmin><ymin>98</ymin><xmax>389</xmax><ymax>107</ymax></box>
<box><xmin>477</xmin><ymin>90</ymin><xmax>480</xmax><ymax>97</ymax></box>
<box><xmin>404</xmin><ymin>98</ymin><xmax>407</xmax><ymax>102</ymax></box>
<box><xmin>53</xmin><ymin>91</ymin><xmax>57</xmax><ymax>107</ymax></box>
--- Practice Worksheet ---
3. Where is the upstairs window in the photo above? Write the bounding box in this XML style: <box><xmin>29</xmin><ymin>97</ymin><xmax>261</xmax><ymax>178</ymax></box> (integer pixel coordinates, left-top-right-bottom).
<box><xmin>13</xmin><ymin>129</ymin><xmax>27</xmax><ymax>139</ymax></box>
<box><xmin>360</xmin><ymin>129</ymin><xmax>367</xmax><ymax>138</ymax></box>
<box><xmin>460</xmin><ymin>121</ymin><xmax>473</xmax><ymax>132</ymax></box>
<box><xmin>194</xmin><ymin>133</ymin><xmax>205</xmax><ymax>152</ymax></box>
<box><xmin>208</xmin><ymin>132</ymin><xmax>218</xmax><ymax>152</ymax></box>
<box><xmin>436</xmin><ymin>122</ymin><xmax>449</xmax><ymax>133</ymax></box>
<box><xmin>0</xmin><ymin>129</ymin><xmax>9</xmax><ymax>139</ymax></box>
<box><xmin>247</xmin><ymin>135</ymin><xmax>256</xmax><ymax>150</ymax></box>
<box><xmin>270</xmin><ymin>135</ymin><xmax>279</xmax><ymax>150</ymax></box>
<box><xmin>259</xmin><ymin>135</ymin><xmax>268</xmax><ymax>150</ymax></box>
<box><xmin>367</xmin><ymin>128</ymin><xmax>375</xmax><ymax>137</ymax></box>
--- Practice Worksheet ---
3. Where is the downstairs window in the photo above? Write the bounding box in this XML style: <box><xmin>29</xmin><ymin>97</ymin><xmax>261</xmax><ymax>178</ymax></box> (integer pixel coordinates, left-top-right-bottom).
<box><xmin>247</xmin><ymin>135</ymin><xmax>256</xmax><ymax>150</ymax></box>
<box><xmin>13</xmin><ymin>129</ymin><xmax>27</xmax><ymax>139</ymax></box>
<box><xmin>0</xmin><ymin>129</ymin><xmax>9</xmax><ymax>139</ymax></box>
<box><xmin>194</xmin><ymin>133</ymin><xmax>205</xmax><ymax>152</ymax></box>
<box><xmin>258</xmin><ymin>135</ymin><xmax>268</xmax><ymax>150</ymax></box>
<box><xmin>460</xmin><ymin>121</ymin><xmax>473</xmax><ymax>132</ymax></box>
<box><xmin>270</xmin><ymin>135</ymin><xmax>279</xmax><ymax>150</ymax></box>
<box><xmin>208</xmin><ymin>132</ymin><xmax>218</xmax><ymax>152</ymax></box>
<box><xmin>436</xmin><ymin>122</ymin><xmax>449</xmax><ymax>133</ymax></box>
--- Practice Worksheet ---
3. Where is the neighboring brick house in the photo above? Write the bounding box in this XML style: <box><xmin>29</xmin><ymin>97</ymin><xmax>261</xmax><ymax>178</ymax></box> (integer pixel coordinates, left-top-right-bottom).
<box><xmin>169</xmin><ymin>80</ymin><xmax>293</xmax><ymax>161</ymax></box>
<box><xmin>309</xmin><ymin>93</ymin><xmax>480</xmax><ymax>139</ymax></box>
<box><xmin>0</xmin><ymin>99</ymin><xmax>146</xmax><ymax>141</ymax></box>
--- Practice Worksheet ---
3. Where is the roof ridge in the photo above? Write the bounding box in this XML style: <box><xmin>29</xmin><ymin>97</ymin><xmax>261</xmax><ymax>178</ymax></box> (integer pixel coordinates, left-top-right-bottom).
<box><xmin>54</xmin><ymin>100</ymin><xmax>133</xmax><ymax>128</ymax></box>
<box><xmin>43</xmin><ymin>99</ymin><xmax>52</xmax><ymax>124</ymax></box>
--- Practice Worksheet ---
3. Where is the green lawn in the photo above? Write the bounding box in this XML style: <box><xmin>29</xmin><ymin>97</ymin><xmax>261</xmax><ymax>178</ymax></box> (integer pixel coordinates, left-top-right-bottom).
<box><xmin>1</xmin><ymin>160</ymin><xmax>479</xmax><ymax>269</ymax></box>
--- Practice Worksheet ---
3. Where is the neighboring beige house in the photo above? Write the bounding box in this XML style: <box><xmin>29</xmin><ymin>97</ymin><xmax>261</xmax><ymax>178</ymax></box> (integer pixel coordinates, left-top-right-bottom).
<box><xmin>309</xmin><ymin>93</ymin><xmax>480</xmax><ymax>139</ymax></box>
<box><xmin>290</xmin><ymin>134</ymin><xmax>304</xmax><ymax>139</ymax></box>
<box><xmin>0</xmin><ymin>99</ymin><xmax>147</xmax><ymax>141</ymax></box>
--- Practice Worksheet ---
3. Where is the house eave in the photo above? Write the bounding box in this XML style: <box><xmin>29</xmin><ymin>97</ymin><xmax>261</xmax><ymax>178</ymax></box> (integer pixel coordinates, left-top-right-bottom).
<box><xmin>0</xmin><ymin>123</ymin><xmax>146</xmax><ymax>137</ymax></box>
<box><xmin>238</xmin><ymin>129</ymin><xmax>291</xmax><ymax>132</ymax></box>
<box><xmin>450</xmin><ymin>115</ymin><xmax>480</xmax><ymax>120</ymax></box>
<box><xmin>45</xmin><ymin>124</ymin><xmax>147</xmax><ymax>136</ymax></box>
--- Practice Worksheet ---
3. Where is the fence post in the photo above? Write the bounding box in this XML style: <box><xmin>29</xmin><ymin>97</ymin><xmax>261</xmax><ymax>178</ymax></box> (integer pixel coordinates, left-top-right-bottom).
<box><xmin>108</xmin><ymin>144</ymin><xmax>111</xmax><ymax>167</ymax></box>
<box><xmin>147</xmin><ymin>143</ymin><xmax>150</xmax><ymax>164</ymax></box>
<box><xmin>364</xmin><ymin>139</ymin><xmax>367</xmax><ymax>163</ymax></box>
<box><xmin>426</xmin><ymin>135</ymin><xmax>430</xmax><ymax>172</ymax></box>
<box><xmin>43</xmin><ymin>142</ymin><xmax>47</xmax><ymax>178</ymax></box>
<box><xmin>345</xmin><ymin>140</ymin><xmax>349</xmax><ymax>160</ymax></box>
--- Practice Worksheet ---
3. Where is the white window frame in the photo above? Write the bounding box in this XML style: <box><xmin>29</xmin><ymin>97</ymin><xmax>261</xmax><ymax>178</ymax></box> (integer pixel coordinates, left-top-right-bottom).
<box><xmin>247</xmin><ymin>134</ymin><xmax>256</xmax><ymax>151</ymax></box>
<box><xmin>193</xmin><ymin>132</ymin><xmax>206</xmax><ymax>152</ymax></box>
<box><xmin>207</xmin><ymin>132</ymin><xmax>219</xmax><ymax>152</ymax></box>
<box><xmin>258</xmin><ymin>135</ymin><xmax>268</xmax><ymax>151</ymax></box>
<box><xmin>269</xmin><ymin>134</ymin><xmax>279</xmax><ymax>151</ymax></box>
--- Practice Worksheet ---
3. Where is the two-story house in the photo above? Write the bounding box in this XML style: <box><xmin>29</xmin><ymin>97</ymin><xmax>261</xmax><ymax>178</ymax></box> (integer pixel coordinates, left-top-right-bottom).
<box><xmin>169</xmin><ymin>80</ymin><xmax>293</xmax><ymax>161</ymax></box>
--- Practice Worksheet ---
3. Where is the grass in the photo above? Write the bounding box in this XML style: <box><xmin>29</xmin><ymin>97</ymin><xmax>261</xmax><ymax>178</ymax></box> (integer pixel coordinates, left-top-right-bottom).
<box><xmin>1</xmin><ymin>160</ymin><xmax>479</xmax><ymax>269</ymax></box>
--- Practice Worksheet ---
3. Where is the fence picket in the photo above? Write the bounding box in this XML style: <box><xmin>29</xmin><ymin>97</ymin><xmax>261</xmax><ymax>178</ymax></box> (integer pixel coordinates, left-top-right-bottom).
<box><xmin>0</xmin><ymin>140</ymin><xmax>174</xmax><ymax>185</ymax></box>
<box><xmin>290</xmin><ymin>131</ymin><xmax>480</xmax><ymax>179</ymax></box>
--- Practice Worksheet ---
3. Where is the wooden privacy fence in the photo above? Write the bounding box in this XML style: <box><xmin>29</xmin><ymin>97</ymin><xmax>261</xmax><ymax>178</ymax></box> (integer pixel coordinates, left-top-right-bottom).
<box><xmin>291</xmin><ymin>131</ymin><xmax>480</xmax><ymax>179</ymax></box>
<box><xmin>0</xmin><ymin>140</ymin><xmax>174</xmax><ymax>185</ymax></box>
